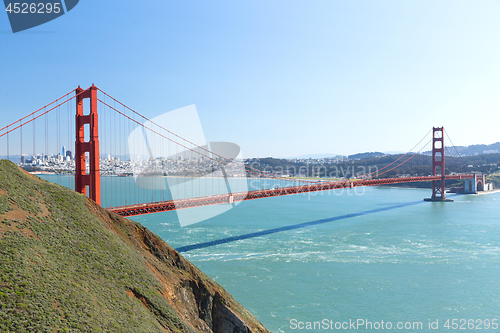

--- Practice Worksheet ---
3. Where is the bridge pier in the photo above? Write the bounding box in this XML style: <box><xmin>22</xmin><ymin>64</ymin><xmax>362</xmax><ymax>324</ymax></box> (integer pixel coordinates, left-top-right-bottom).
<box><xmin>463</xmin><ymin>174</ymin><xmax>486</xmax><ymax>194</ymax></box>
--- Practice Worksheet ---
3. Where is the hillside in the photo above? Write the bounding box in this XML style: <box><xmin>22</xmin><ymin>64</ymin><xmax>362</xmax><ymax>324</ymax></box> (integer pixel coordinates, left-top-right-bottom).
<box><xmin>487</xmin><ymin>173</ymin><xmax>500</xmax><ymax>189</ymax></box>
<box><xmin>0</xmin><ymin>160</ymin><xmax>269</xmax><ymax>333</ymax></box>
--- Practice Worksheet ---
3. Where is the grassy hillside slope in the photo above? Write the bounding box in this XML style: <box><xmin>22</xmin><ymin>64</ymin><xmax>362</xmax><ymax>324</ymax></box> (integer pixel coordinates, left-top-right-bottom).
<box><xmin>0</xmin><ymin>160</ymin><xmax>269</xmax><ymax>333</ymax></box>
<box><xmin>487</xmin><ymin>173</ymin><xmax>500</xmax><ymax>189</ymax></box>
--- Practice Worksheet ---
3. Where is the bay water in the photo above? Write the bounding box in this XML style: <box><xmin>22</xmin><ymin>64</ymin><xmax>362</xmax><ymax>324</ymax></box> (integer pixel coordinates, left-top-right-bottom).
<box><xmin>41</xmin><ymin>175</ymin><xmax>500</xmax><ymax>332</ymax></box>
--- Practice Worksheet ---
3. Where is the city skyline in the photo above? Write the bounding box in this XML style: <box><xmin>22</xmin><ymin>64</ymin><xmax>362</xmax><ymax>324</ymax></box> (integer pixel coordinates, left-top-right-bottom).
<box><xmin>1</xmin><ymin>1</ymin><xmax>500</xmax><ymax>158</ymax></box>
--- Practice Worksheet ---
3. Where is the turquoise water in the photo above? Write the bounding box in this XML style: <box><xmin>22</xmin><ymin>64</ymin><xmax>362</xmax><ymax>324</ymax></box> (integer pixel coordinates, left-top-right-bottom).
<box><xmin>41</xmin><ymin>175</ymin><xmax>500</xmax><ymax>332</ymax></box>
<box><xmin>135</xmin><ymin>188</ymin><xmax>500</xmax><ymax>333</ymax></box>
<box><xmin>38</xmin><ymin>175</ymin><xmax>301</xmax><ymax>208</ymax></box>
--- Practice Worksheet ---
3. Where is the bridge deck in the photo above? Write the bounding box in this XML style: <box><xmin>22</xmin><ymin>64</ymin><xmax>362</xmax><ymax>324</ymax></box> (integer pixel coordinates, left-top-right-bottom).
<box><xmin>108</xmin><ymin>175</ymin><xmax>474</xmax><ymax>217</ymax></box>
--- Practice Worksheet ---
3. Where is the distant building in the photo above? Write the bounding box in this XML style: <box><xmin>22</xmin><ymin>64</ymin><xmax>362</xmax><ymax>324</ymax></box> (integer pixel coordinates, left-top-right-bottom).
<box><xmin>62</xmin><ymin>146</ymin><xmax>66</xmax><ymax>157</ymax></box>
<box><xmin>66</xmin><ymin>150</ymin><xmax>72</xmax><ymax>159</ymax></box>
<box><xmin>20</xmin><ymin>155</ymin><xmax>32</xmax><ymax>164</ymax></box>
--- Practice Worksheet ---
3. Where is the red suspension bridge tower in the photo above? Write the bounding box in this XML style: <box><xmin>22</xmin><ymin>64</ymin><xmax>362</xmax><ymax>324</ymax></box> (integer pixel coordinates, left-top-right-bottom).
<box><xmin>425</xmin><ymin>127</ymin><xmax>453</xmax><ymax>202</ymax></box>
<box><xmin>75</xmin><ymin>84</ymin><xmax>101</xmax><ymax>205</ymax></box>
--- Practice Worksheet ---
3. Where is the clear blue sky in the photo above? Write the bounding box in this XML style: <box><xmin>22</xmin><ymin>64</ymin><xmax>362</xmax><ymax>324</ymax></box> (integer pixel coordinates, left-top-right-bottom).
<box><xmin>1</xmin><ymin>0</ymin><xmax>499</xmax><ymax>158</ymax></box>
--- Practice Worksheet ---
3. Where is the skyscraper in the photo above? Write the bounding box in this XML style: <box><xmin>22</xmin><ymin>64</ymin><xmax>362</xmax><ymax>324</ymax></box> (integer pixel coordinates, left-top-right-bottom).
<box><xmin>62</xmin><ymin>146</ymin><xmax>65</xmax><ymax>157</ymax></box>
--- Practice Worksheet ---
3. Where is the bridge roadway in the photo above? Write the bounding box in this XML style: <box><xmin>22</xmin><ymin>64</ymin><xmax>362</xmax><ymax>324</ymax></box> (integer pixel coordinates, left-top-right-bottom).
<box><xmin>108</xmin><ymin>174</ymin><xmax>474</xmax><ymax>217</ymax></box>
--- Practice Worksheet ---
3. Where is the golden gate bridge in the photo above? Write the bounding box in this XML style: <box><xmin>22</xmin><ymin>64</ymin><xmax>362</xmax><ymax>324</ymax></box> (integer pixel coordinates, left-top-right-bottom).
<box><xmin>0</xmin><ymin>85</ymin><xmax>484</xmax><ymax>217</ymax></box>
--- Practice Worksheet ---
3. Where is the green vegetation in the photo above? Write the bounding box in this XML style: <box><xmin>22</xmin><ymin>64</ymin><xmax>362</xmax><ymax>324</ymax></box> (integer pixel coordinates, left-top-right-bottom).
<box><xmin>347</xmin><ymin>152</ymin><xmax>385</xmax><ymax>160</ymax></box>
<box><xmin>0</xmin><ymin>195</ymin><xmax>12</xmax><ymax>215</ymax></box>
<box><xmin>487</xmin><ymin>173</ymin><xmax>500</xmax><ymax>189</ymax></box>
<box><xmin>246</xmin><ymin>153</ymin><xmax>500</xmax><ymax>179</ymax></box>
<box><xmin>0</xmin><ymin>160</ymin><xmax>196</xmax><ymax>332</ymax></box>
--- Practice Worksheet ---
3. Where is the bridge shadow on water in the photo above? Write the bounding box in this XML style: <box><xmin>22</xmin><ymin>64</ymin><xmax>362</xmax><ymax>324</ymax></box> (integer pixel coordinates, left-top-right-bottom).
<box><xmin>175</xmin><ymin>199</ymin><xmax>426</xmax><ymax>253</ymax></box>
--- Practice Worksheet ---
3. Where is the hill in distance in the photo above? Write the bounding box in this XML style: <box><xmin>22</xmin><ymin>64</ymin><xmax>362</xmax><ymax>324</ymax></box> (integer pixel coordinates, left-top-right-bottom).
<box><xmin>452</xmin><ymin>142</ymin><xmax>500</xmax><ymax>156</ymax></box>
<box><xmin>0</xmin><ymin>160</ymin><xmax>269</xmax><ymax>333</ymax></box>
<box><xmin>422</xmin><ymin>142</ymin><xmax>500</xmax><ymax>157</ymax></box>
<box><xmin>347</xmin><ymin>152</ymin><xmax>386</xmax><ymax>160</ymax></box>
<box><xmin>293</xmin><ymin>153</ymin><xmax>341</xmax><ymax>159</ymax></box>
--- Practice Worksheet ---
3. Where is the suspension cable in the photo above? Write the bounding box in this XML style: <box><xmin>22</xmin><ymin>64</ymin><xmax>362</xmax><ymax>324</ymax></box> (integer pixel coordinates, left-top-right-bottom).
<box><xmin>97</xmin><ymin>98</ymin><xmax>307</xmax><ymax>182</ymax></box>
<box><xmin>0</xmin><ymin>89</ymin><xmax>76</xmax><ymax>133</ymax></box>
<box><xmin>96</xmin><ymin>88</ymin><xmax>313</xmax><ymax>183</ymax></box>
<box><xmin>0</xmin><ymin>89</ymin><xmax>88</xmax><ymax>138</ymax></box>
<box><xmin>362</xmin><ymin>128</ymin><xmax>432</xmax><ymax>179</ymax></box>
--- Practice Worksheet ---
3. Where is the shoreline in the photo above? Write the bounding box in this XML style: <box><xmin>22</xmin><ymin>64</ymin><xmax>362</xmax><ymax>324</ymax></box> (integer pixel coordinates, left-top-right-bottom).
<box><xmin>460</xmin><ymin>189</ymin><xmax>500</xmax><ymax>195</ymax></box>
